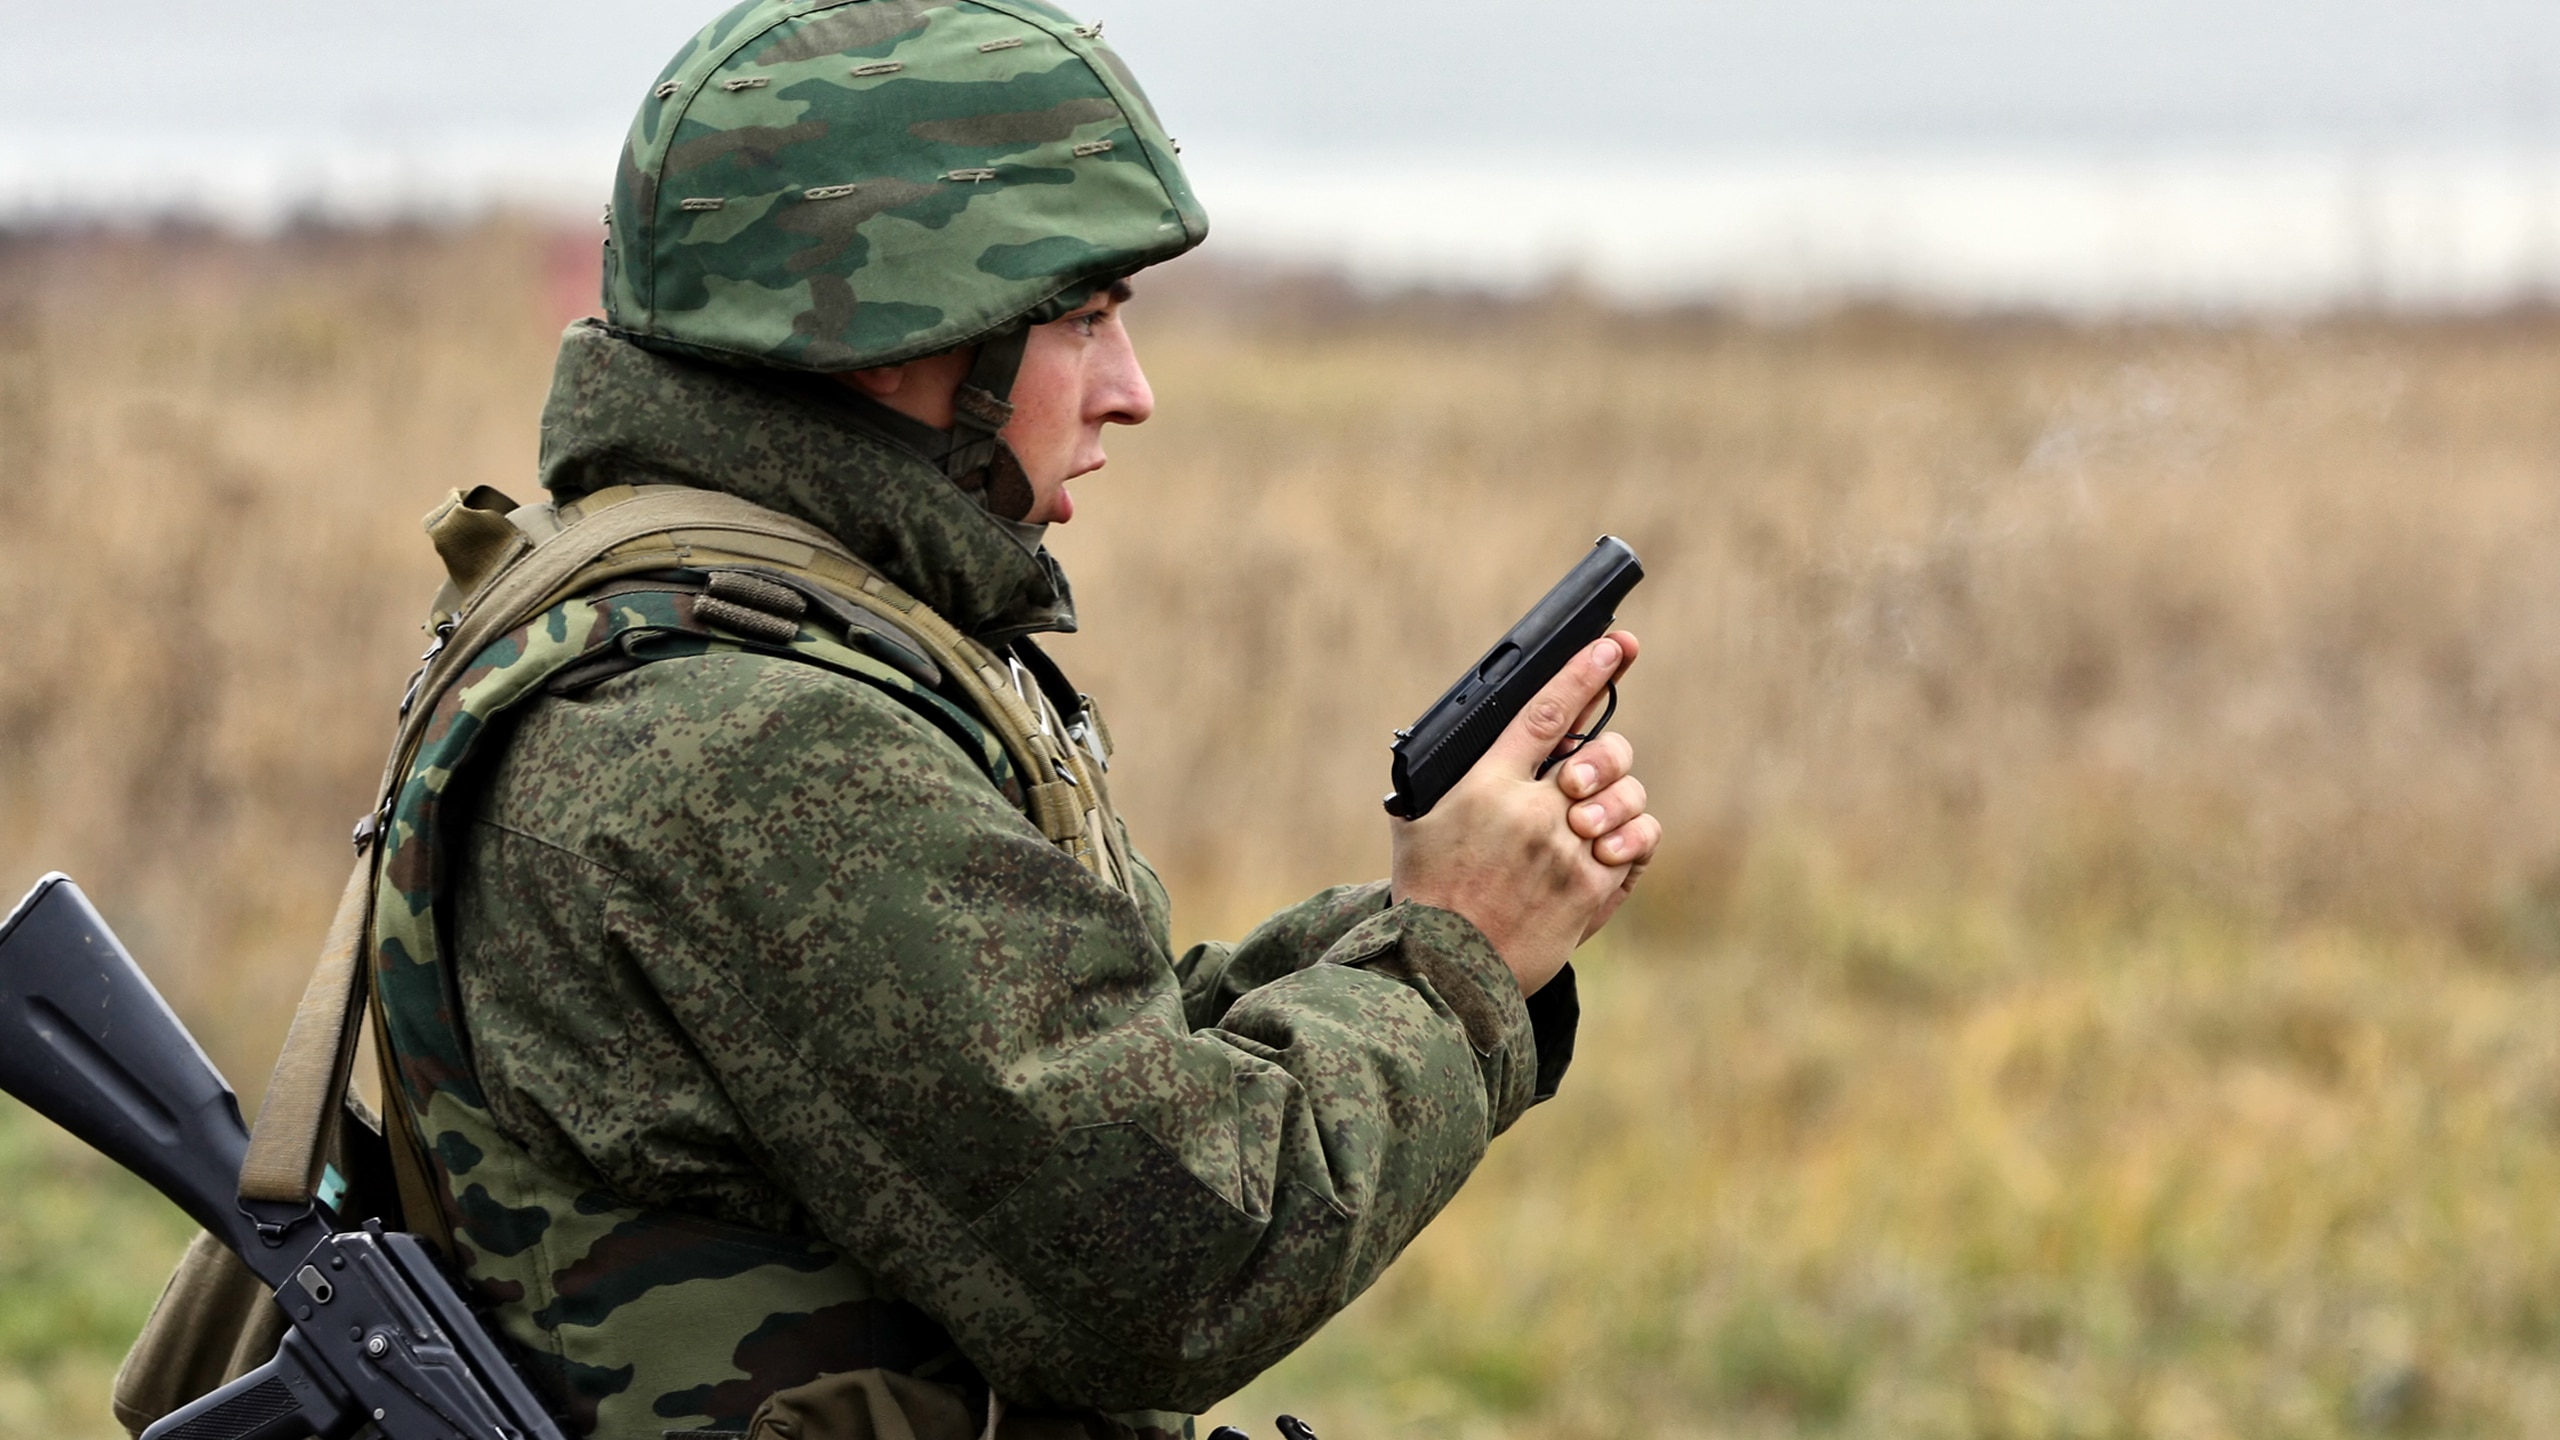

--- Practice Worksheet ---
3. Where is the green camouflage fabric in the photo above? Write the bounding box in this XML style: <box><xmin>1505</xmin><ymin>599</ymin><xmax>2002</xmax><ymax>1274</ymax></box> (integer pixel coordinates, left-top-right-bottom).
<box><xmin>374</xmin><ymin>584</ymin><xmax>1012</xmax><ymax>1436</ymax></box>
<box><xmin>541</xmin><ymin>320</ymin><xmax>1075</xmax><ymax>644</ymax></box>
<box><xmin>605</xmin><ymin>0</ymin><xmax>1208</xmax><ymax>372</ymax></box>
<box><xmin>371</xmin><ymin>326</ymin><xmax>1577</xmax><ymax>1438</ymax></box>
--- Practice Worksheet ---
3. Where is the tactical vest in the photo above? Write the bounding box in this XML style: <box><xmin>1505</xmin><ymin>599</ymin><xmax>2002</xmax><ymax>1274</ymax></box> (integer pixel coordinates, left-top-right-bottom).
<box><xmin>366</xmin><ymin>483</ymin><xmax>1156</xmax><ymax>1439</ymax></box>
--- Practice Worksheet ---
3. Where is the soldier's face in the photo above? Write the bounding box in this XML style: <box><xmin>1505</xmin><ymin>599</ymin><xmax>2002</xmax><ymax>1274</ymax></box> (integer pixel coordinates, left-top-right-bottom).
<box><xmin>1001</xmin><ymin>280</ymin><xmax>1152</xmax><ymax>525</ymax></box>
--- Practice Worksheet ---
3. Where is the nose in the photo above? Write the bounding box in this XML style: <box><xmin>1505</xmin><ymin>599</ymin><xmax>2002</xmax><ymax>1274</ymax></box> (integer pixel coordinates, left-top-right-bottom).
<box><xmin>1092</xmin><ymin>323</ymin><xmax>1153</xmax><ymax>428</ymax></box>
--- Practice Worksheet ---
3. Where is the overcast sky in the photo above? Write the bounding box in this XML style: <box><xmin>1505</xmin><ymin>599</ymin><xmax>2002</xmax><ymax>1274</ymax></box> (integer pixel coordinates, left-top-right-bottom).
<box><xmin>12</xmin><ymin>2</ymin><xmax>2560</xmax><ymax>307</ymax></box>
<box><xmin>7</xmin><ymin>0</ymin><xmax>2560</xmax><ymax>159</ymax></box>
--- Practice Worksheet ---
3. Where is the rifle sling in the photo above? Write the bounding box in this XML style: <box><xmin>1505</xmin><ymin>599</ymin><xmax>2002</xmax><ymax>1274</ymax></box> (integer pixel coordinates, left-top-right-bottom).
<box><xmin>237</xmin><ymin>856</ymin><xmax>375</xmax><ymax>1208</ymax></box>
<box><xmin>237</xmin><ymin>481</ymin><xmax>1129</xmax><ymax>1225</ymax></box>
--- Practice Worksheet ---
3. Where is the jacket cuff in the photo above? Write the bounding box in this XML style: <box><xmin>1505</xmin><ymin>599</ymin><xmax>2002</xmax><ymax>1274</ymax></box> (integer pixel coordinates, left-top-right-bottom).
<box><xmin>1323</xmin><ymin>901</ymin><xmax>1541</xmax><ymax>1134</ymax></box>
<box><xmin>1525</xmin><ymin>964</ymin><xmax>1579</xmax><ymax>1103</ymax></box>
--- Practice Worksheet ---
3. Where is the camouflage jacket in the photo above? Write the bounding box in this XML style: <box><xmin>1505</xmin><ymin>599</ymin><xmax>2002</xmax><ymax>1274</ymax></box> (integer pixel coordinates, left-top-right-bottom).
<box><xmin>410</xmin><ymin>325</ymin><xmax>1577</xmax><ymax>1433</ymax></box>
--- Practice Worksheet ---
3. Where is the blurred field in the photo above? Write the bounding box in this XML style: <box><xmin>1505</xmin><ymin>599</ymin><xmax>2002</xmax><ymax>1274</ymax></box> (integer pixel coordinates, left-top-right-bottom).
<box><xmin>6</xmin><ymin>221</ymin><xmax>2560</xmax><ymax>1438</ymax></box>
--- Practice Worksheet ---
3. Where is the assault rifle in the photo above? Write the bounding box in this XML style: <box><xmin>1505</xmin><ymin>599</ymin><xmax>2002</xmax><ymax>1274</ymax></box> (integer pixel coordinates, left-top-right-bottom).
<box><xmin>0</xmin><ymin>872</ymin><xmax>565</xmax><ymax>1440</ymax></box>
<box><xmin>1384</xmin><ymin>535</ymin><xmax>1645</xmax><ymax>820</ymax></box>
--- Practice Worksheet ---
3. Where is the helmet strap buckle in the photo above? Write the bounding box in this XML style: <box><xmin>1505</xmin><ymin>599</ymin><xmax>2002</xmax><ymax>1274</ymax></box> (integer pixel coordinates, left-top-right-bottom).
<box><xmin>945</xmin><ymin>327</ymin><xmax>1037</xmax><ymax>519</ymax></box>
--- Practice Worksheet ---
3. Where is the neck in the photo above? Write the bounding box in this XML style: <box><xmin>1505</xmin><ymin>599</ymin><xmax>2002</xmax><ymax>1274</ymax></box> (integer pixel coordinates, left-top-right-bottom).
<box><xmin>534</xmin><ymin>322</ymin><xmax>1077</xmax><ymax>644</ymax></box>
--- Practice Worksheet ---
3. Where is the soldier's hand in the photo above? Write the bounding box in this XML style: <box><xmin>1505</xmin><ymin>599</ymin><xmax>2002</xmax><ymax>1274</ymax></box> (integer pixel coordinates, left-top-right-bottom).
<box><xmin>1389</xmin><ymin>630</ymin><xmax>1660</xmax><ymax>997</ymax></box>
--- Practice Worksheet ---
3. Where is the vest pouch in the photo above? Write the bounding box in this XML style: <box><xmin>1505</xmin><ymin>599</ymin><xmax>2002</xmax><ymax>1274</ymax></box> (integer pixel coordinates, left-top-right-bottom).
<box><xmin>737</xmin><ymin>1369</ymin><xmax>981</xmax><ymax>1440</ymax></box>
<box><xmin>739</xmin><ymin>1372</ymin><xmax>1159</xmax><ymax>1440</ymax></box>
<box><xmin>110</xmin><ymin>1230</ymin><xmax>291</xmax><ymax>1439</ymax></box>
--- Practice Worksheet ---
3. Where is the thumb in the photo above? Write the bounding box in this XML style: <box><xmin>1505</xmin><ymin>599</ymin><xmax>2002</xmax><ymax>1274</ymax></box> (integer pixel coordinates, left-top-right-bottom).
<box><xmin>1485</xmin><ymin>636</ymin><xmax>1623</xmax><ymax>777</ymax></box>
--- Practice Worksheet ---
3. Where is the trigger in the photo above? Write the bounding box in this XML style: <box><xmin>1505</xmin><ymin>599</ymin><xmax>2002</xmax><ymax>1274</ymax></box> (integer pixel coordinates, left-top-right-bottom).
<box><xmin>1535</xmin><ymin>681</ymin><xmax>1619</xmax><ymax>780</ymax></box>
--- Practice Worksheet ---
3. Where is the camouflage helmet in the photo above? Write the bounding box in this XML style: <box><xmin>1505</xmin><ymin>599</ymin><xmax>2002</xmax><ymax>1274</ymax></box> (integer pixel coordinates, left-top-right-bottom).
<box><xmin>604</xmin><ymin>0</ymin><xmax>1209</xmax><ymax>373</ymax></box>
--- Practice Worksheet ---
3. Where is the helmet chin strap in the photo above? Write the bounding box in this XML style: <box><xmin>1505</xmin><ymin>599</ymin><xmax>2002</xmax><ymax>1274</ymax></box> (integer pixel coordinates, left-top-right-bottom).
<box><xmin>945</xmin><ymin>325</ymin><xmax>1037</xmax><ymax>522</ymax></box>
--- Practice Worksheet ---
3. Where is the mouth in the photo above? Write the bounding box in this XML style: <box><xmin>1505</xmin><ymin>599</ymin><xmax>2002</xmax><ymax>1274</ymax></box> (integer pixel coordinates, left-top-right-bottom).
<box><xmin>1053</xmin><ymin>453</ymin><xmax>1108</xmax><ymax>523</ymax></box>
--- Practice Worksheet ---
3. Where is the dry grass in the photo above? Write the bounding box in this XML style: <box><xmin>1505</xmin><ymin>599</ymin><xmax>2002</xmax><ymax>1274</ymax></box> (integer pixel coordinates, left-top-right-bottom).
<box><xmin>1074</xmin><ymin>275</ymin><xmax>2560</xmax><ymax>943</ymax></box>
<box><xmin>6</xmin><ymin>222</ymin><xmax>2560</xmax><ymax>1438</ymax></box>
<box><xmin>1207</xmin><ymin>888</ymin><xmax>2560</xmax><ymax>1439</ymax></box>
<box><xmin>0</xmin><ymin>222</ymin><xmax>560</xmax><ymax>1082</ymax></box>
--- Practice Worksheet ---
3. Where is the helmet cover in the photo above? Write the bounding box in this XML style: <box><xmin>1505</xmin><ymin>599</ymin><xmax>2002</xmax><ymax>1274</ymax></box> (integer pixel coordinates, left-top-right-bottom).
<box><xmin>605</xmin><ymin>0</ymin><xmax>1209</xmax><ymax>372</ymax></box>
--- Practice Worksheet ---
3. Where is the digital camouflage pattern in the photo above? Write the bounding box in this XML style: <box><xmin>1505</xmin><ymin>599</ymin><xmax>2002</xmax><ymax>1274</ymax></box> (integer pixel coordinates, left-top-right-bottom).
<box><xmin>539</xmin><ymin>320</ymin><xmax>1075</xmax><ymax>644</ymax></box>
<box><xmin>368</xmin><ymin>326</ymin><xmax>1576</xmax><ymax>1439</ymax></box>
<box><xmin>373</xmin><ymin>585</ymin><xmax>1014</xmax><ymax>1437</ymax></box>
<box><xmin>605</xmin><ymin>0</ymin><xmax>1208</xmax><ymax>372</ymax></box>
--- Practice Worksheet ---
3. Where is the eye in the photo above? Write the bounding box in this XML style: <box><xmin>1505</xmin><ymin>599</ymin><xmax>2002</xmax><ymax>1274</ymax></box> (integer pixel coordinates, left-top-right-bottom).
<box><xmin>1069</xmin><ymin>310</ymin><xmax>1103</xmax><ymax>337</ymax></box>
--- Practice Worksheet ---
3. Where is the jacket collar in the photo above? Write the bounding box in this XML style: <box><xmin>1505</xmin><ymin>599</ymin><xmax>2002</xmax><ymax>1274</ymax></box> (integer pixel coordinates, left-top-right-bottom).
<box><xmin>535</xmin><ymin>321</ymin><xmax>1076</xmax><ymax>644</ymax></box>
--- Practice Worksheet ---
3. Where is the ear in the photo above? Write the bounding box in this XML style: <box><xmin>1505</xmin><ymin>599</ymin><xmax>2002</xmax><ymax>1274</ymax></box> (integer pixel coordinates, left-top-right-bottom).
<box><xmin>845</xmin><ymin>364</ymin><xmax>908</xmax><ymax>398</ymax></box>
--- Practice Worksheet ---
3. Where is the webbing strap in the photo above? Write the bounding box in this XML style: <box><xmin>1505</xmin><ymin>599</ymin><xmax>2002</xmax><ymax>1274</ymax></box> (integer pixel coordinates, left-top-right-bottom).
<box><xmin>423</xmin><ymin>485</ymin><xmax>527</xmax><ymax>600</ymax></box>
<box><xmin>369</xmin><ymin>983</ymin><xmax>458</xmax><ymax>1256</ymax></box>
<box><xmin>244</xmin><ymin>487</ymin><xmax>865</xmax><ymax>1215</ymax></box>
<box><xmin>247</xmin><ymin>482</ymin><xmax>1134</xmax><ymax>1217</ymax></box>
<box><xmin>237</xmin><ymin>855</ymin><xmax>377</xmax><ymax>1206</ymax></box>
<box><xmin>370</xmin><ymin>485</ymin><xmax>884</xmax><ymax>818</ymax></box>
<box><xmin>390</xmin><ymin>483</ymin><xmax>1128</xmax><ymax>887</ymax></box>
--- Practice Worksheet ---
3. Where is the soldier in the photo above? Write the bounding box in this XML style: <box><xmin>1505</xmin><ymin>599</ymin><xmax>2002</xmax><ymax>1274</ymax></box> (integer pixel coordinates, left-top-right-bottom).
<box><xmin>366</xmin><ymin>3</ymin><xmax>1660</xmax><ymax>1438</ymax></box>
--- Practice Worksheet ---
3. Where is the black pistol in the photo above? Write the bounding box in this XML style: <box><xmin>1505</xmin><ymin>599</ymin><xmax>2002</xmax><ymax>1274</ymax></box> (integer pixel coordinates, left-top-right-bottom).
<box><xmin>1385</xmin><ymin>536</ymin><xmax>1645</xmax><ymax>820</ymax></box>
<box><xmin>0</xmin><ymin>873</ymin><xmax>565</xmax><ymax>1440</ymax></box>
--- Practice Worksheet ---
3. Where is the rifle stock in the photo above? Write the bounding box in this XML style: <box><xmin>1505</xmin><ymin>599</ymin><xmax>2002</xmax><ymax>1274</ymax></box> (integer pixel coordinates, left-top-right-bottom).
<box><xmin>0</xmin><ymin>873</ymin><xmax>567</xmax><ymax>1440</ymax></box>
<box><xmin>0</xmin><ymin>874</ymin><xmax>262</xmax><ymax>1258</ymax></box>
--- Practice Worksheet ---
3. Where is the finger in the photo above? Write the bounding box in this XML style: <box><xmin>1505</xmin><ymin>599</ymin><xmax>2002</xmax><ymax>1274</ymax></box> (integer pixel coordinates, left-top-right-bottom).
<box><xmin>1555</xmin><ymin>731</ymin><xmax>1633</xmax><ymax>801</ymax></box>
<box><xmin>1486</xmin><ymin>636</ymin><xmax>1623</xmax><ymax>777</ymax></box>
<box><xmin>1592</xmin><ymin>813</ymin><xmax>1662</xmax><ymax>869</ymax></box>
<box><xmin>1568</xmin><ymin>774</ymin><xmax>1648</xmax><ymax>841</ymax></box>
<box><xmin>1566</xmin><ymin>631</ymin><xmax>1638</xmax><ymax>730</ymax></box>
<box><xmin>1582</xmin><ymin>859</ymin><xmax>1647</xmax><ymax>941</ymax></box>
<box><xmin>1602</xmin><ymin>628</ymin><xmax>1641</xmax><ymax>675</ymax></box>
<box><xmin>1578</xmin><ymin>822</ymin><xmax>1652</xmax><ymax>942</ymax></box>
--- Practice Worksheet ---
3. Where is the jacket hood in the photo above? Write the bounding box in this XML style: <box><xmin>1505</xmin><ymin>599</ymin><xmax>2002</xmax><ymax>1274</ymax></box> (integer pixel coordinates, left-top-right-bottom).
<box><xmin>536</xmin><ymin>320</ymin><xmax>1076</xmax><ymax>643</ymax></box>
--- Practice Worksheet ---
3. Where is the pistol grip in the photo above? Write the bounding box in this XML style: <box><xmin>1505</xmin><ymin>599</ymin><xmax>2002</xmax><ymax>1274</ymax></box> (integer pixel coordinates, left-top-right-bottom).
<box><xmin>141</xmin><ymin>1330</ymin><xmax>352</xmax><ymax>1440</ymax></box>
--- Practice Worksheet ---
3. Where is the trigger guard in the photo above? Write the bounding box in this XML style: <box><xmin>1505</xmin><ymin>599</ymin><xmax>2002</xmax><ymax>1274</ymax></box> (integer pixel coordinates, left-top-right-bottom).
<box><xmin>1534</xmin><ymin>681</ymin><xmax>1619</xmax><ymax>780</ymax></box>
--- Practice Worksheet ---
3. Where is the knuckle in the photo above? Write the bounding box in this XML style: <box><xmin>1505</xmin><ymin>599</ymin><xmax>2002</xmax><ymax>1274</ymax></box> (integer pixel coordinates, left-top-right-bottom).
<box><xmin>1524</xmin><ymin>696</ymin><xmax>1571</xmax><ymax>738</ymax></box>
<box><xmin>1551</xmin><ymin>834</ymin><xmax>1589</xmax><ymax>877</ymax></box>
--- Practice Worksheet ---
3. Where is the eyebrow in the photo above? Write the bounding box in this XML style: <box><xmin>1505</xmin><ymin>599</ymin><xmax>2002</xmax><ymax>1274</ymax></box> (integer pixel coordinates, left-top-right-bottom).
<box><xmin>1104</xmin><ymin>278</ymin><xmax>1135</xmax><ymax>304</ymax></box>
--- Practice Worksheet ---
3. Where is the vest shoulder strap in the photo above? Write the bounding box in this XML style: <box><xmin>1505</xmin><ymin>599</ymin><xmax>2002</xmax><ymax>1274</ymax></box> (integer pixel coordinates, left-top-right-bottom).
<box><xmin>393</xmin><ymin>482</ymin><xmax>1125</xmax><ymax>886</ymax></box>
<box><xmin>241</xmin><ymin>480</ymin><xmax>1135</xmax><ymax>1221</ymax></box>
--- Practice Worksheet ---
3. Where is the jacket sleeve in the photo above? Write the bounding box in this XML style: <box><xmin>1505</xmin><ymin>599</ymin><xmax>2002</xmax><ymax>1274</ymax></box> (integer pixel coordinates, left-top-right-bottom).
<box><xmin>590</xmin><ymin>655</ymin><xmax>1557</xmax><ymax>1412</ymax></box>
<box><xmin>1173</xmin><ymin>884</ymin><xmax>1582</xmax><ymax>1102</ymax></box>
<box><xmin>1172</xmin><ymin>881</ymin><xmax>1391</xmax><ymax>1031</ymax></box>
